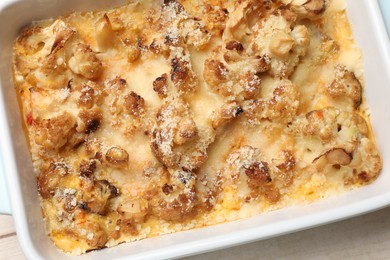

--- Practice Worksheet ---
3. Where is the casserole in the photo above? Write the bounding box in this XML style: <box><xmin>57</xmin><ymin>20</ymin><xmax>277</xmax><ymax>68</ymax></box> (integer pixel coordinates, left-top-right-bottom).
<box><xmin>0</xmin><ymin>0</ymin><xmax>390</xmax><ymax>259</ymax></box>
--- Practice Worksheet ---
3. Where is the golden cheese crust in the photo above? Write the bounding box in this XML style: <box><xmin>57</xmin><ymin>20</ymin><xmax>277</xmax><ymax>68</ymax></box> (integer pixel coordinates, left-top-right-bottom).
<box><xmin>12</xmin><ymin>0</ymin><xmax>382</xmax><ymax>254</ymax></box>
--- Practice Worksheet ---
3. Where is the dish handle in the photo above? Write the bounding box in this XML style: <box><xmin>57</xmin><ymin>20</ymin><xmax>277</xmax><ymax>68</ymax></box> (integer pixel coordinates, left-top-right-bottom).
<box><xmin>379</xmin><ymin>0</ymin><xmax>390</xmax><ymax>37</ymax></box>
<box><xmin>0</xmin><ymin>152</ymin><xmax>11</xmax><ymax>215</ymax></box>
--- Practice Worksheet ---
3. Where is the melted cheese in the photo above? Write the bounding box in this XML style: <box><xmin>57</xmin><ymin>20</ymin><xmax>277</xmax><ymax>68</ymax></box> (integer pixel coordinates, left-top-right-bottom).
<box><xmin>12</xmin><ymin>0</ymin><xmax>382</xmax><ymax>255</ymax></box>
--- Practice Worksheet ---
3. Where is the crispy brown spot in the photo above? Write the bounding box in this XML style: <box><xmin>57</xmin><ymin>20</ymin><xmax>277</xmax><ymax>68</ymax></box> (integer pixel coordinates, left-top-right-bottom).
<box><xmin>79</xmin><ymin>159</ymin><xmax>97</xmax><ymax>178</ymax></box>
<box><xmin>97</xmin><ymin>180</ymin><xmax>119</xmax><ymax>199</ymax></box>
<box><xmin>153</xmin><ymin>73</ymin><xmax>168</xmax><ymax>98</ymax></box>
<box><xmin>118</xmin><ymin>219</ymin><xmax>138</xmax><ymax>235</ymax></box>
<box><xmin>80</xmin><ymin>180</ymin><xmax>119</xmax><ymax>215</ymax></box>
<box><xmin>162</xmin><ymin>183</ymin><xmax>174</xmax><ymax>195</ymax></box>
<box><xmin>226</xmin><ymin>41</ymin><xmax>244</xmax><ymax>52</ymax></box>
<box><xmin>157</xmin><ymin>192</ymin><xmax>197</xmax><ymax>221</ymax></box>
<box><xmin>171</xmin><ymin>58</ymin><xmax>189</xmax><ymax>84</ymax></box>
<box><xmin>276</xmin><ymin>151</ymin><xmax>296</xmax><ymax>171</ymax></box>
<box><xmin>78</xmin><ymin>108</ymin><xmax>102</xmax><ymax>134</ymax></box>
<box><xmin>106</xmin><ymin>77</ymin><xmax>127</xmax><ymax>91</ymax></box>
<box><xmin>37</xmin><ymin>162</ymin><xmax>69</xmax><ymax>199</ymax></box>
<box><xmin>358</xmin><ymin>171</ymin><xmax>370</xmax><ymax>182</ymax></box>
<box><xmin>34</xmin><ymin>112</ymin><xmax>76</xmax><ymax>149</ymax></box>
<box><xmin>150</xmin><ymin>129</ymin><xmax>179</xmax><ymax>168</ymax></box>
<box><xmin>245</xmin><ymin>162</ymin><xmax>272</xmax><ymax>189</ymax></box>
<box><xmin>204</xmin><ymin>59</ymin><xmax>228</xmax><ymax>86</ymax></box>
<box><xmin>328</xmin><ymin>66</ymin><xmax>362</xmax><ymax>109</ymax></box>
<box><xmin>124</xmin><ymin>91</ymin><xmax>145</xmax><ymax>117</ymax></box>
<box><xmin>84</xmin><ymin>223</ymin><xmax>108</xmax><ymax>248</ymax></box>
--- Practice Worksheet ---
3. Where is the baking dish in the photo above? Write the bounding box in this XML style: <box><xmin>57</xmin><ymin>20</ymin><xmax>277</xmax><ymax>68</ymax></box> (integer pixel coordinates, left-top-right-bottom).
<box><xmin>0</xmin><ymin>0</ymin><xmax>390</xmax><ymax>259</ymax></box>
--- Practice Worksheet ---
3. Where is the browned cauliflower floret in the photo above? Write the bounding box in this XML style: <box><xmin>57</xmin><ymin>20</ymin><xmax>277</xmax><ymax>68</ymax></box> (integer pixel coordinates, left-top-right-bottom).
<box><xmin>79</xmin><ymin>159</ymin><xmax>97</xmax><ymax>178</ymax></box>
<box><xmin>350</xmin><ymin>138</ymin><xmax>382</xmax><ymax>183</ymax></box>
<box><xmin>79</xmin><ymin>179</ymin><xmax>119</xmax><ymax>215</ymax></box>
<box><xmin>37</xmin><ymin>161</ymin><xmax>69</xmax><ymax>199</ymax></box>
<box><xmin>288</xmin><ymin>0</ymin><xmax>326</xmax><ymax>19</ymax></box>
<box><xmin>245</xmin><ymin>79</ymin><xmax>299</xmax><ymax>123</ymax></box>
<box><xmin>161</xmin><ymin>1</ymin><xmax>211</xmax><ymax>49</ymax></box>
<box><xmin>203</xmin><ymin>59</ymin><xmax>230</xmax><ymax>95</ymax></box>
<box><xmin>34</xmin><ymin>112</ymin><xmax>76</xmax><ymax>149</ymax></box>
<box><xmin>77</xmin><ymin>107</ymin><xmax>103</xmax><ymax>134</ymax></box>
<box><xmin>290</xmin><ymin>107</ymin><xmax>381</xmax><ymax>184</ymax></box>
<box><xmin>302</xmin><ymin>108</ymin><xmax>340</xmax><ymax>142</ymax></box>
<box><xmin>205</xmin><ymin>42</ymin><xmax>270</xmax><ymax>100</ymax></box>
<box><xmin>295</xmin><ymin>107</ymin><xmax>367</xmax><ymax>147</ymax></box>
<box><xmin>151</xmin><ymin>169</ymin><xmax>198</xmax><ymax>221</ymax></box>
<box><xmin>151</xmin><ymin>99</ymin><xmax>200</xmax><ymax>169</ymax></box>
<box><xmin>249</xmin><ymin>14</ymin><xmax>310</xmax><ymax>77</ymax></box>
<box><xmin>238</xmin><ymin>72</ymin><xmax>263</xmax><ymax>100</ymax></box>
<box><xmin>78</xmin><ymin>81</ymin><xmax>104</xmax><ymax>109</ymax></box>
<box><xmin>203</xmin><ymin>4</ymin><xmax>229</xmax><ymax>35</ymax></box>
<box><xmin>210</xmin><ymin>101</ymin><xmax>244</xmax><ymax>129</ymax></box>
<box><xmin>153</xmin><ymin>73</ymin><xmax>168</xmax><ymax>98</ymax></box>
<box><xmin>327</xmin><ymin>65</ymin><xmax>363</xmax><ymax>109</ymax></box>
<box><xmin>170</xmin><ymin>53</ymin><xmax>196</xmax><ymax>93</ymax></box>
<box><xmin>222</xmin><ymin>146</ymin><xmax>281</xmax><ymax>203</ymax></box>
<box><xmin>124</xmin><ymin>91</ymin><xmax>145</xmax><ymax>117</ymax></box>
<box><xmin>68</xmin><ymin>43</ymin><xmax>103</xmax><ymax>80</ymax></box>
<box><xmin>244</xmin><ymin>162</ymin><xmax>272</xmax><ymax>189</ymax></box>
<box><xmin>15</xmin><ymin>20</ymin><xmax>76</xmax><ymax>89</ymax></box>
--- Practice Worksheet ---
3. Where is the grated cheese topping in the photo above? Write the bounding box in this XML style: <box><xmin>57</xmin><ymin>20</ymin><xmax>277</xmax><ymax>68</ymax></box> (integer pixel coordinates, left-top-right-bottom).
<box><xmin>12</xmin><ymin>0</ymin><xmax>382</xmax><ymax>255</ymax></box>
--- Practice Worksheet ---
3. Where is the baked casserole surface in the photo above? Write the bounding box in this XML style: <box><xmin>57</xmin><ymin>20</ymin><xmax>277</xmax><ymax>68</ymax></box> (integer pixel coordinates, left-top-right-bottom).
<box><xmin>12</xmin><ymin>0</ymin><xmax>382</xmax><ymax>254</ymax></box>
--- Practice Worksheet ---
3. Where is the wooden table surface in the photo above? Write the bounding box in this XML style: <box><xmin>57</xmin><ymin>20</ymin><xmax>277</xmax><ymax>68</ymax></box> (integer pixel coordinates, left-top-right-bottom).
<box><xmin>2</xmin><ymin>206</ymin><xmax>390</xmax><ymax>260</ymax></box>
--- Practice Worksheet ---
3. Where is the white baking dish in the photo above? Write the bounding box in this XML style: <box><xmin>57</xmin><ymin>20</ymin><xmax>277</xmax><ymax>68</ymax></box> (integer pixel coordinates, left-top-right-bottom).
<box><xmin>0</xmin><ymin>0</ymin><xmax>390</xmax><ymax>259</ymax></box>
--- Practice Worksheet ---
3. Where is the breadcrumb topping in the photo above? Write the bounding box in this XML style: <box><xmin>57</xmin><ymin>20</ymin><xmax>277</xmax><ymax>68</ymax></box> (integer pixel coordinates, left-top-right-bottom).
<box><xmin>13</xmin><ymin>0</ymin><xmax>381</xmax><ymax>255</ymax></box>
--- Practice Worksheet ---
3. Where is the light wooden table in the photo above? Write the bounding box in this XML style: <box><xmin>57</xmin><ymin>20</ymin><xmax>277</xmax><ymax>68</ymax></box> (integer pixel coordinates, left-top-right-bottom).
<box><xmin>2</xmin><ymin>206</ymin><xmax>390</xmax><ymax>260</ymax></box>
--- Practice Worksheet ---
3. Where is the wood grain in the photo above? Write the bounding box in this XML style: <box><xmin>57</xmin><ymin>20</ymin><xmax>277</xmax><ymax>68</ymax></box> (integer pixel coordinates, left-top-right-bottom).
<box><xmin>0</xmin><ymin>215</ymin><xmax>25</xmax><ymax>260</ymax></box>
<box><xmin>0</xmin><ymin>216</ymin><xmax>15</xmax><ymax>237</ymax></box>
<box><xmin>2</xmin><ymin>207</ymin><xmax>390</xmax><ymax>260</ymax></box>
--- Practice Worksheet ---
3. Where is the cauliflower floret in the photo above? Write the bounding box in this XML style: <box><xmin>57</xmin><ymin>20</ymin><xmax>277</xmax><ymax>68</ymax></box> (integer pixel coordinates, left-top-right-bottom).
<box><xmin>34</xmin><ymin>112</ymin><xmax>76</xmax><ymax>150</ymax></box>
<box><xmin>245</xmin><ymin>79</ymin><xmax>299</xmax><ymax>124</ymax></box>
<box><xmin>68</xmin><ymin>43</ymin><xmax>103</xmax><ymax>79</ymax></box>
<box><xmin>289</xmin><ymin>0</ymin><xmax>326</xmax><ymax>20</ymax></box>
<box><xmin>327</xmin><ymin>65</ymin><xmax>363</xmax><ymax>109</ymax></box>
<box><xmin>250</xmin><ymin>14</ymin><xmax>310</xmax><ymax>77</ymax></box>
<box><xmin>151</xmin><ymin>99</ymin><xmax>202</xmax><ymax>169</ymax></box>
